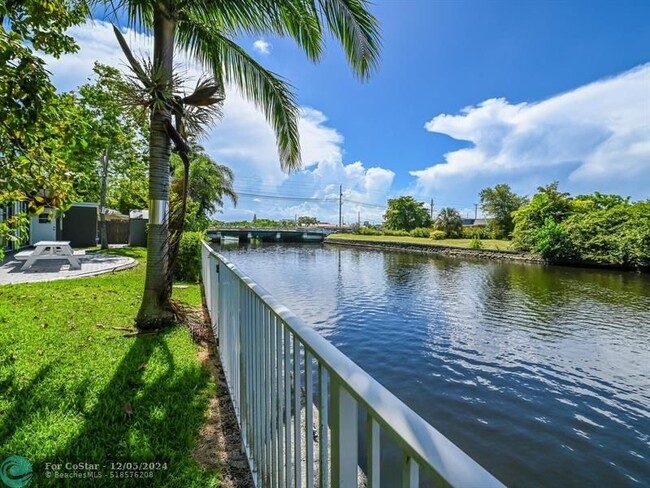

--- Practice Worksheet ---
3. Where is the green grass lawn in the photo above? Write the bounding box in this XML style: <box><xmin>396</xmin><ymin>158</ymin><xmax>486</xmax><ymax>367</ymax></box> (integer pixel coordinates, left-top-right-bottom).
<box><xmin>326</xmin><ymin>233</ymin><xmax>514</xmax><ymax>251</ymax></box>
<box><xmin>0</xmin><ymin>248</ymin><xmax>219</xmax><ymax>487</ymax></box>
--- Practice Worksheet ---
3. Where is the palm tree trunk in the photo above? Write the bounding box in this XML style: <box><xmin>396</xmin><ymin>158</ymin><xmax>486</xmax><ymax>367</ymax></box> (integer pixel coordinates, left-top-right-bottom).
<box><xmin>136</xmin><ymin>4</ymin><xmax>175</xmax><ymax>329</ymax></box>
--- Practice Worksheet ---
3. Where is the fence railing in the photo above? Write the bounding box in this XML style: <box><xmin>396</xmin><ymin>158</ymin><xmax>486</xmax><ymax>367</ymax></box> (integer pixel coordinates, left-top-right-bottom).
<box><xmin>201</xmin><ymin>241</ymin><xmax>505</xmax><ymax>487</ymax></box>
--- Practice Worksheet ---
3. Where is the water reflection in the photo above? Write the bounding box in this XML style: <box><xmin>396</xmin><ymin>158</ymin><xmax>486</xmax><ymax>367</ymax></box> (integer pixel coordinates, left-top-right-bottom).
<box><xmin>215</xmin><ymin>243</ymin><xmax>650</xmax><ymax>487</ymax></box>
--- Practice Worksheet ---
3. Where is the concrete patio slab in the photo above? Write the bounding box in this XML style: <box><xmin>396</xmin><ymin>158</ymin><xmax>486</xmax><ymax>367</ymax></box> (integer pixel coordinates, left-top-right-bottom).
<box><xmin>0</xmin><ymin>253</ymin><xmax>137</xmax><ymax>285</ymax></box>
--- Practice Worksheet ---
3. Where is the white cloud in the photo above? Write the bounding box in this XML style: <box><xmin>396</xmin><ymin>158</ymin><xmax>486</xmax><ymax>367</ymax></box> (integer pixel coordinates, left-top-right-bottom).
<box><xmin>413</xmin><ymin>64</ymin><xmax>650</xmax><ymax>201</ymax></box>
<box><xmin>253</xmin><ymin>39</ymin><xmax>271</xmax><ymax>55</ymax></box>
<box><xmin>42</xmin><ymin>21</ymin><xmax>153</xmax><ymax>90</ymax></box>
<box><xmin>45</xmin><ymin>21</ymin><xmax>394</xmax><ymax>224</ymax></box>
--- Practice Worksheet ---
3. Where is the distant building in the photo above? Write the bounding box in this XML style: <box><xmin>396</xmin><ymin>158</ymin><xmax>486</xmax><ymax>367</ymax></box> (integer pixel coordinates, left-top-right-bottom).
<box><xmin>462</xmin><ymin>218</ymin><xmax>488</xmax><ymax>227</ymax></box>
<box><xmin>312</xmin><ymin>223</ymin><xmax>354</xmax><ymax>232</ymax></box>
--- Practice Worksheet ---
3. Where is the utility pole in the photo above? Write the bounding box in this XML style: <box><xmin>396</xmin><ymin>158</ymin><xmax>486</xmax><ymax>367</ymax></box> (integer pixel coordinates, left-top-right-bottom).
<box><xmin>357</xmin><ymin>210</ymin><xmax>360</xmax><ymax>227</ymax></box>
<box><xmin>99</xmin><ymin>145</ymin><xmax>110</xmax><ymax>250</ymax></box>
<box><xmin>474</xmin><ymin>203</ymin><xmax>478</xmax><ymax>220</ymax></box>
<box><xmin>430</xmin><ymin>198</ymin><xmax>434</xmax><ymax>219</ymax></box>
<box><xmin>339</xmin><ymin>185</ymin><xmax>343</xmax><ymax>228</ymax></box>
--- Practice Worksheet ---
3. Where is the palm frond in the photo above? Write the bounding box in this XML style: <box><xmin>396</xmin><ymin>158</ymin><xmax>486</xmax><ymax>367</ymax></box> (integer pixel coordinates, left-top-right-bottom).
<box><xmin>317</xmin><ymin>0</ymin><xmax>381</xmax><ymax>79</ymax></box>
<box><xmin>182</xmin><ymin>103</ymin><xmax>224</xmax><ymax>138</ymax></box>
<box><xmin>118</xmin><ymin>57</ymin><xmax>224</xmax><ymax>140</ymax></box>
<box><xmin>182</xmin><ymin>76</ymin><xmax>224</xmax><ymax>106</ymax></box>
<box><xmin>180</xmin><ymin>0</ymin><xmax>323</xmax><ymax>62</ymax></box>
<box><xmin>120</xmin><ymin>57</ymin><xmax>178</xmax><ymax>112</ymax></box>
<box><xmin>176</xmin><ymin>19</ymin><xmax>301</xmax><ymax>171</ymax></box>
<box><xmin>215</xmin><ymin>163</ymin><xmax>238</xmax><ymax>206</ymax></box>
<box><xmin>112</xmin><ymin>24</ymin><xmax>151</xmax><ymax>86</ymax></box>
<box><xmin>92</xmin><ymin>0</ymin><xmax>153</xmax><ymax>30</ymax></box>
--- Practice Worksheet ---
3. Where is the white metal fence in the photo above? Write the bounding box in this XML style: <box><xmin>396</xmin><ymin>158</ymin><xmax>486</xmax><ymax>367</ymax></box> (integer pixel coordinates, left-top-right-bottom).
<box><xmin>201</xmin><ymin>241</ymin><xmax>505</xmax><ymax>487</ymax></box>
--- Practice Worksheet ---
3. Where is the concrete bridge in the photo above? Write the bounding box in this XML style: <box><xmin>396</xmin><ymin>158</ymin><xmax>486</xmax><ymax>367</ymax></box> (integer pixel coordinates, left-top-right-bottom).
<box><xmin>207</xmin><ymin>227</ymin><xmax>330</xmax><ymax>243</ymax></box>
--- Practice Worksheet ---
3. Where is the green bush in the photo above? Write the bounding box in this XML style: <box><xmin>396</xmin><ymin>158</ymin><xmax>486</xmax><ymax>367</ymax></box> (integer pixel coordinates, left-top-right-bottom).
<box><xmin>358</xmin><ymin>226</ymin><xmax>382</xmax><ymax>235</ymax></box>
<box><xmin>462</xmin><ymin>226</ymin><xmax>489</xmax><ymax>239</ymax></box>
<box><xmin>512</xmin><ymin>182</ymin><xmax>573</xmax><ymax>250</ymax></box>
<box><xmin>469</xmin><ymin>235</ymin><xmax>483</xmax><ymax>249</ymax></box>
<box><xmin>563</xmin><ymin>202</ymin><xmax>650</xmax><ymax>266</ymax></box>
<box><xmin>384</xmin><ymin>229</ymin><xmax>410</xmax><ymax>236</ymax></box>
<box><xmin>175</xmin><ymin>231</ymin><xmax>205</xmax><ymax>282</ymax></box>
<box><xmin>531</xmin><ymin>218</ymin><xmax>575</xmax><ymax>260</ymax></box>
<box><xmin>509</xmin><ymin>184</ymin><xmax>649</xmax><ymax>266</ymax></box>
<box><xmin>429</xmin><ymin>230</ymin><xmax>446</xmax><ymax>240</ymax></box>
<box><xmin>409</xmin><ymin>227</ymin><xmax>431</xmax><ymax>238</ymax></box>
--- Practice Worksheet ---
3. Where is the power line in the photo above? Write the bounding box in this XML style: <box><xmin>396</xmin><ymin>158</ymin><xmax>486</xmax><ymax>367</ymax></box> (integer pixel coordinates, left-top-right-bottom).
<box><xmin>232</xmin><ymin>176</ymin><xmax>396</xmax><ymax>200</ymax></box>
<box><xmin>234</xmin><ymin>191</ymin><xmax>338</xmax><ymax>203</ymax></box>
<box><xmin>344</xmin><ymin>199</ymin><xmax>386</xmax><ymax>209</ymax></box>
<box><xmin>233</xmin><ymin>190</ymin><xmax>387</xmax><ymax>209</ymax></box>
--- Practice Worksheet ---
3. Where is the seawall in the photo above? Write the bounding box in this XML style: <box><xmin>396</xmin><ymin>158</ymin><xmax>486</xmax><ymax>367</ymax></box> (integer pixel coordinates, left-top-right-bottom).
<box><xmin>325</xmin><ymin>238</ymin><xmax>649</xmax><ymax>272</ymax></box>
<box><xmin>325</xmin><ymin>238</ymin><xmax>546</xmax><ymax>264</ymax></box>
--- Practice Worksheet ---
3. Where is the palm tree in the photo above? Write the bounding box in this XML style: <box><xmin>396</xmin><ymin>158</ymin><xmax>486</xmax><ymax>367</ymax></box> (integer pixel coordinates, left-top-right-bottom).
<box><xmin>435</xmin><ymin>207</ymin><xmax>463</xmax><ymax>238</ymax></box>
<box><xmin>98</xmin><ymin>1</ymin><xmax>381</xmax><ymax>328</ymax></box>
<box><xmin>167</xmin><ymin>145</ymin><xmax>237</xmax><ymax>284</ymax></box>
<box><xmin>174</xmin><ymin>145</ymin><xmax>237</xmax><ymax>220</ymax></box>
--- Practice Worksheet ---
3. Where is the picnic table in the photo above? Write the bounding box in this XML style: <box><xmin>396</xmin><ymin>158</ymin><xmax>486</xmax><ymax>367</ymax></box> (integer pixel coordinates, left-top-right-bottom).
<box><xmin>15</xmin><ymin>241</ymin><xmax>85</xmax><ymax>271</ymax></box>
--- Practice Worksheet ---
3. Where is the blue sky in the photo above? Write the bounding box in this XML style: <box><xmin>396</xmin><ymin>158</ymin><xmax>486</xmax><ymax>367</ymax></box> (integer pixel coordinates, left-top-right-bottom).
<box><xmin>48</xmin><ymin>1</ymin><xmax>650</xmax><ymax>222</ymax></box>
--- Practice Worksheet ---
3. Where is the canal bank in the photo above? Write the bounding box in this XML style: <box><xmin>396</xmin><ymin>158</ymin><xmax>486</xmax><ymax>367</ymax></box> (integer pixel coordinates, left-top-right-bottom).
<box><xmin>326</xmin><ymin>235</ymin><xmax>650</xmax><ymax>272</ymax></box>
<box><xmin>325</xmin><ymin>235</ymin><xmax>546</xmax><ymax>264</ymax></box>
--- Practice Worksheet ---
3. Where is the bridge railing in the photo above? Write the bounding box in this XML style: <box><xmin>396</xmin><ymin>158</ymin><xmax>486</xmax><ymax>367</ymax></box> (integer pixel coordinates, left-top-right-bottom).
<box><xmin>209</xmin><ymin>226</ymin><xmax>327</xmax><ymax>232</ymax></box>
<box><xmin>201</xmin><ymin>241</ymin><xmax>505</xmax><ymax>487</ymax></box>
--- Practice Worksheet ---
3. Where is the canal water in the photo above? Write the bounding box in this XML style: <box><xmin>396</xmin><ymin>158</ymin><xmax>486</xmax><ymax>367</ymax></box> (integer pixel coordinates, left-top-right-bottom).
<box><xmin>214</xmin><ymin>242</ymin><xmax>650</xmax><ymax>487</ymax></box>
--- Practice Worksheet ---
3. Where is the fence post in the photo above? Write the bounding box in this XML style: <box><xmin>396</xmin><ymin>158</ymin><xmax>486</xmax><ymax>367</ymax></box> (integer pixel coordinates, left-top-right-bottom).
<box><xmin>330</xmin><ymin>378</ymin><xmax>358</xmax><ymax>488</ymax></box>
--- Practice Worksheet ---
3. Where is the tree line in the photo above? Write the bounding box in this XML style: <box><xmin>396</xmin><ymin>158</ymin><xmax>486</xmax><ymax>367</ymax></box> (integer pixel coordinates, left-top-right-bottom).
<box><xmin>476</xmin><ymin>181</ymin><xmax>649</xmax><ymax>267</ymax></box>
<box><xmin>364</xmin><ymin>183</ymin><xmax>649</xmax><ymax>267</ymax></box>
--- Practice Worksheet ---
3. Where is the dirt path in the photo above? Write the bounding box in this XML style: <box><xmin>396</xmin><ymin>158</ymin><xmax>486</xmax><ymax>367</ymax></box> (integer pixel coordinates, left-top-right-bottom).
<box><xmin>192</xmin><ymin>308</ymin><xmax>254</xmax><ymax>488</ymax></box>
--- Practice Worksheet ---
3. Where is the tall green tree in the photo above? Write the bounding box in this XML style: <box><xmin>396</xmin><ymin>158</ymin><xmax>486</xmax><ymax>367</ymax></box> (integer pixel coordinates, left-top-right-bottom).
<box><xmin>383</xmin><ymin>196</ymin><xmax>432</xmax><ymax>231</ymax></box>
<box><xmin>434</xmin><ymin>207</ymin><xmax>463</xmax><ymax>238</ymax></box>
<box><xmin>77</xmin><ymin>63</ymin><xmax>148</xmax><ymax>248</ymax></box>
<box><xmin>512</xmin><ymin>182</ymin><xmax>572</xmax><ymax>250</ymax></box>
<box><xmin>170</xmin><ymin>146</ymin><xmax>237</xmax><ymax>231</ymax></box>
<box><xmin>479</xmin><ymin>183</ymin><xmax>528</xmax><ymax>239</ymax></box>
<box><xmin>0</xmin><ymin>0</ymin><xmax>89</xmax><ymax>256</ymax></box>
<box><xmin>298</xmin><ymin>216</ymin><xmax>318</xmax><ymax>226</ymax></box>
<box><xmin>99</xmin><ymin>1</ymin><xmax>381</xmax><ymax>328</ymax></box>
<box><xmin>573</xmin><ymin>191</ymin><xmax>630</xmax><ymax>211</ymax></box>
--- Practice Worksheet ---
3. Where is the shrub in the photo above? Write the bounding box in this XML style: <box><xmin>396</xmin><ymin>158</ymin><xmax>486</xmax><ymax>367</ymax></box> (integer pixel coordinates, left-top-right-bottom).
<box><xmin>384</xmin><ymin>229</ymin><xmax>410</xmax><ymax>236</ymax></box>
<box><xmin>563</xmin><ymin>202</ymin><xmax>650</xmax><ymax>266</ymax></box>
<box><xmin>512</xmin><ymin>182</ymin><xmax>572</xmax><ymax>250</ymax></box>
<box><xmin>469</xmin><ymin>235</ymin><xmax>483</xmax><ymax>249</ymax></box>
<box><xmin>462</xmin><ymin>226</ymin><xmax>489</xmax><ymax>239</ymax></box>
<box><xmin>358</xmin><ymin>226</ymin><xmax>382</xmax><ymax>235</ymax></box>
<box><xmin>429</xmin><ymin>230</ymin><xmax>446</xmax><ymax>240</ymax></box>
<box><xmin>531</xmin><ymin>218</ymin><xmax>575</xmax><ymax>260</ymax></box>
<box><xmin>409</xmin><ymin>227</ymin><xmax>431</xmax><ymax>238</ymax></box>
<box><xmin>175</xmin><ymin>231</ymin><xmax>205</xmax><ymax>282</ymax></box>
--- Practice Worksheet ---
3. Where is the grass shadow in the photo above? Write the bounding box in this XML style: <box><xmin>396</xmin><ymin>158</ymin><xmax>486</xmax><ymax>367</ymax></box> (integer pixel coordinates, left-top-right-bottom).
<box><xmin>93</xmin><ymin>247</ymin><xmax>146</xmax><ymax>260</ymax></box>
<box><xmin>27</xmin><ymin>331</ymin><xmax>216</xmax><ymax>487</ymax></box>
<box><xmin>0</xmin><ymin>363</ymin><xmax>54</xmax><ymax>452</ymax></box>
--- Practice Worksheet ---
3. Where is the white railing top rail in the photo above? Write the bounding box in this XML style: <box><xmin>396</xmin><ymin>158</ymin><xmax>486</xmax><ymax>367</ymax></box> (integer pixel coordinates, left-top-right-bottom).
<box><xmin>202</xmin><ymin>241</ymin><xmax>504</xmax><ymax>487</ymax></box>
